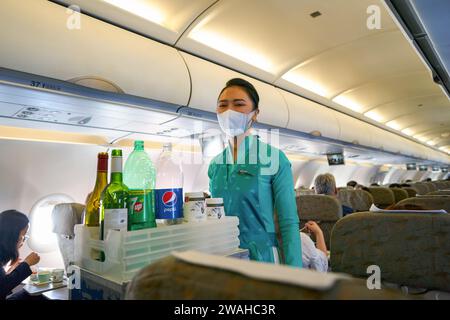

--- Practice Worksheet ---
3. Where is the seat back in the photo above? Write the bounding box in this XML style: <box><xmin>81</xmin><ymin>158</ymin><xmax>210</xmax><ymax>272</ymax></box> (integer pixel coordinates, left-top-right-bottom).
<box><xmin>125</xmin><ymin>253</ymin><xmax>406</xmax><ymax>300</ymax></box>
<box><xmin>337</xmin><ymin>189</ymin><xmax>373</xmax><ymax>212</ymax></box>
<box><xmin>427</xmin><ymin>190</ymin><xmax>450</xmax><ymax>196</ymax></box>
<box><xmin>297</xmin><ymin>195</ymin><xmax>342</xmax><ymax>248</ymax></box>
<box><xmin>368</xmin><ymin>187</ymin><xmax>395</xmax><ymax>208</ymax></box>
<box><xmin>424</xmin><ymin>183</ymin><xmax>437</xmax><ymax>192</ymax></box>
<box><xmin>434</xmin><ymin>181</ymin><xmax>449</xmax><ymax>190</ymax></box>
<box><xmin>51</xmin><ymin>203</ymin><xmax>85</xmax><ymax>270</ymax></box>
<box><xmin>331</xmin><ymin>212</ymin><xmax>450</xmax><ymax>292</ymax></box>
<box><xmin>396</xmin><ymin>196</ymin><xmax>450</xmax><ymax>212</ymax></box>
<box><xmin>390</xmin><ymin>188</ymin><xmax>409</xmax><ymax>203</ymax></box>
<box><xmin>402</xmin><ymin>187</ymin><xmax>417</xmax><ymax>198</ymax></box>
<box><xmin>411</xmin><ymin>183</ymin><xmax>430</xmax><ymax>195</ymax></box>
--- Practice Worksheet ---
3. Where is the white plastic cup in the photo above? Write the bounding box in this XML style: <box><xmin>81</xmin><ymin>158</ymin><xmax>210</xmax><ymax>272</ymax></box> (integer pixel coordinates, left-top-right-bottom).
<box><xmin>183</xmin><ymin>192</ymin><xmax>206</xmax><ymax>222</ymax></box>
<box><xmin>206</xmin><ymin>198</ymin><xmax>225</xmax><ymax>220</ymax></box>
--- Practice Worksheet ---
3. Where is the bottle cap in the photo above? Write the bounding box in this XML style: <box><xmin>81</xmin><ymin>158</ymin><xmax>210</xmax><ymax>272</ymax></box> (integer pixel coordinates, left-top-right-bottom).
<box><xmin>111</xmin><ymin>149</ymin><xmax>122</xmax><ymax>157</ymax></box>
<box><xmin>98</xmin><ymin>152</ymin><xmax>109</xmax><ymax>159</ymax></box>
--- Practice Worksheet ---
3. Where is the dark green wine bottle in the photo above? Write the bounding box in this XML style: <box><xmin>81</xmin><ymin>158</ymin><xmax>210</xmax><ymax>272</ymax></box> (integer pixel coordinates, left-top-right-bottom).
<box><xmin>100</xmin><ymin>149</ymin><xmax>129</xmax><ymax>241</ymax></box>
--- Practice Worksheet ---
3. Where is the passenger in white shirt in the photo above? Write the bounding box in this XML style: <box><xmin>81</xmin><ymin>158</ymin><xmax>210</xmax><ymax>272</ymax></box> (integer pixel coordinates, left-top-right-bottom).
<box><xmin>300</xmin><ymin>221</ymin><xmax>329</xmax><ymax>272</ymax></box>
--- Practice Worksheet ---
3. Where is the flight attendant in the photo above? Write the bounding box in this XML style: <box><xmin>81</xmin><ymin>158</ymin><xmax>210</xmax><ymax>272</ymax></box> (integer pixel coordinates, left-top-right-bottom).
<box><xmin>208</xmin><ymin>78</ymin><xmax>302</xmax><ymax>267</ymax></box>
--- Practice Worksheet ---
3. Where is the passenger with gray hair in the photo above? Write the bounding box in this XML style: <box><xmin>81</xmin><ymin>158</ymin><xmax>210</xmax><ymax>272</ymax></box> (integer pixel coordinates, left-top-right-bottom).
<box><xmin>314</xmin><ymin>173</ymin><xmax>354</xmax><ymax>216</ymax></box>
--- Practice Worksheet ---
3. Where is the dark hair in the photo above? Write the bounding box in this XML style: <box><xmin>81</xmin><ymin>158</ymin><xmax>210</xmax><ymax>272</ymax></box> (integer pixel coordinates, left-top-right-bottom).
<box><xmin>0</xmin><ymin>210</ymin><xmax>29</xmax><ymax>266</ymax></box>
<box><xmin>389</xmin><ymin>183</ymin><xmax>401</xmax><ymax>188</ymax></box>
<box><xmin>218</xmin><ymin>78</ymin><xmax>260</xmax><ymax>110</ymax></box>
<box><xmin>346</xmin><ymin>180</ymin><xmax>357</xmax><ymax>188</ymax></box>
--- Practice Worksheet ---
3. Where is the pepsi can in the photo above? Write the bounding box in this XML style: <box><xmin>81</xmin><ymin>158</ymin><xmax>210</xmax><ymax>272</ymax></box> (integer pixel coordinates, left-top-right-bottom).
<box><xmin>155</xmin><ymin>188</ymin><xmax>183</xmax><ymax>225</ymax></box>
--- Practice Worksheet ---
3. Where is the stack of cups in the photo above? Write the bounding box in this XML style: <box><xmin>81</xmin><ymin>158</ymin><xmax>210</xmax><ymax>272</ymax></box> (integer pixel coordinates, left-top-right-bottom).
<box><xmin>184</xmin><ymin>192</ymin><xmax>207</xmax><ymax>222</ymax></box>
<box><xmin>206</xmin><ymin>198</ymin><xmax>225</xmax><ymax>220</ymax></box>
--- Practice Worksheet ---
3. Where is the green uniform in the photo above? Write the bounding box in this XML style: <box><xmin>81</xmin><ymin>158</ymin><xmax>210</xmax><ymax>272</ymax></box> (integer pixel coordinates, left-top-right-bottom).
<box><xmin>208</xmin><ymin>135</ymin><xmax>302</xmax><ymax>267</ymax></box>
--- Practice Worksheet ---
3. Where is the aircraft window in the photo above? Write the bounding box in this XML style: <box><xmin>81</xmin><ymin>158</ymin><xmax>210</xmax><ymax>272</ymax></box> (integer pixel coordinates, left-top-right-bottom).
<box><xmin>28</xmin><ymin>193</ymin><xmax>74</xmax><ymax>253</ymax></box>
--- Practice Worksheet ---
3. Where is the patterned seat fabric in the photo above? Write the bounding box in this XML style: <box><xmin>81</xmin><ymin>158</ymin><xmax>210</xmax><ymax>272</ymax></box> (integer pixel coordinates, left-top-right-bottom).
<box><xmin>337</xmin><ymin>189</ymin><xmax>373</xmax><ymax>212</ymax></box>
<box><xmin>411</xmin><ymin>183</ymin><xmax>430</xmax><ymax>195</ymax></box>
<box><xmin>424</xmin><ymin>183</ymin><xmax>437</xmax><ymax>192</ymax></box>
<box><xmin>368</xmin><ymin>187</ymin><xmax>395</xmax><ymax>209</ymax></box>
<box><xmin>397</xmin><ymin>197</ymin><xmax>450</xmax><ymax>212</ymax></box>
<box><xmin>402</xmin><ymin>187</ymin><xmax>417</xmax><ymax>198</ymax></box>
<box><xmin>296</xmin><ymin>195</ymin><xmax>342</xmax><ymax>248</ymax></box>
<box><xmin>330</xmin><ymin>212</ymin><xmax>450</xmax><ymax>292</ymax></box>
<box><xmin>427</xmin><ymin>190</ymin><xmax>450</xmax><ymax>196</ymax></box>
<box><xmin>125</xmin><ymin>255</ymin><xmax>407</xmax><ymax>300</ymax></box>
<box><xmin>390</xmin><ymin>188</ymin><xmax>409</xmax><ymax>203</ymax></box>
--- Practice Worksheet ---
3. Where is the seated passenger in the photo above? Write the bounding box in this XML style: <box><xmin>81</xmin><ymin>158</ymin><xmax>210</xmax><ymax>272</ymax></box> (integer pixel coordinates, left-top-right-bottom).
<box><xmin>0</xmin><ymin>210</ymin><xmax>41</xmax><ymax>300</ymax></box>
<box><xmin>388</xmin><ymin>183</ymin><xmax>401</xmax><ymax>188</ymax></box>
<box><xmin>400</xmin><ymin>183</ymin><xmax>411</xmax><ymax>187</ymax></box>
<box><xmin>314</xmin><ymin>173</ymin><xmax>354</xmax><ymax>216</ymax></box>
<box><xmin>300</xmin><ymin>221</ymin><xmax>328</xmax><ymax>272</ymax></box>
<box><xmin>346</xmin><ymin>180</ymin><xmax>358</xmax><ymax>189</ymax></box>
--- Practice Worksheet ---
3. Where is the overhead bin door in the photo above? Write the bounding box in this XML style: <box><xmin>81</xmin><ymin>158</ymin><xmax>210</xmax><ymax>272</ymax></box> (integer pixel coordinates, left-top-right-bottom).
<box><xmin>181</xmin><ymin>52</ymin><xmax>289</xmax><ymax>128</ymax></box>
<box><xmin>334</xmin><ymin>112</ymin><xmax>371</xmax><ymax>147</ymax></box>
<box><xmin>0</xmin><ymin>0</ymin><xmax>190</xmax><ymax>106</ymax></box>
<box><xmin>281</xmin><ymin>91</ymin><xmax>339</xmax><ymax>139</ymax></box>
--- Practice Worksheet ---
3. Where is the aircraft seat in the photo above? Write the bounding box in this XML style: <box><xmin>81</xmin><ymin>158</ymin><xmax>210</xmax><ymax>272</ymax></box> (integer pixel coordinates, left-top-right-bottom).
<box><xmin>367</xmin><ymin>187</ymin><xmax>395</xmax><ymax>209</ymax></box>
<box><xmin>427</xmin><ymin>190</ymin><xmax>450</xmax><ymax>196</ymax></box>
<box><xmin>125</xmin><ymin>251</ymin><xmax>407</xmax><ymax>300</ymax></box>
<box><xmin>337</xmin><ymin>189</ymin><xmax>373</xmax><ymax>212</ymax></box>
<box><xmin>390</xmin><ymin>188</ymin><xmax>409</xmax><ymax>203</ymax></box>
<box><xmin>51</xmin><ymin>203</ymin><xmax>85</xmax><ymax>270</ymax></box>
<box><xmin>296</xmin><ymin>195</ymin><xmax>342</xmax><ymax>248</ymax></box>
<box><xmin>412</xmin><ymin>183</ymin><xmax>431</xmax><ymax>195</ymax></box>
<box><xmin>396</xmin><ymin>196</ymin><xmax>450</xmax><ymax>212</ymax></box>
<box><xmin>424</xmin><ymin>183</ymin><xmax>437</xmax><ymax>192</ymax></box>
<box><xmin>402</xmin><ymin>187</ymin><xmax>417</xmax><ymax>198</ymax></box>
<box><xmin>331</xmin><ymin>212</ymin><xmax>450</xmax><ymax>297</ymax></box>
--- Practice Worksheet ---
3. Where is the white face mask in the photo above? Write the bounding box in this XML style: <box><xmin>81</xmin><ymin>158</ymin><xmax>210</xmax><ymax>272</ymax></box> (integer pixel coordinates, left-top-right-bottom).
<box><xmin>217</xmin><ymin>109</ymin><xmax>256</xmax><ymax>137</ymax></box>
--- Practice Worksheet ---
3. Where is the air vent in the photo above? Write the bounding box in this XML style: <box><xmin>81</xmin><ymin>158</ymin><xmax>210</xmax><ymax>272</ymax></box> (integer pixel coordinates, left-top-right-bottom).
<box><xmin>310</xmin><ymin>11</ymin><xmax>322</xmax><ymax>18</ymax></box>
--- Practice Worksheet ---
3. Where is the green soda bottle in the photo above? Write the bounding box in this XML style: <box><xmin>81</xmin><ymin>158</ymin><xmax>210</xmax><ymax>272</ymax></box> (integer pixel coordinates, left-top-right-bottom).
<box><xmin>124</xmin><ymin>140</ymin><xmax>157</xmax><ymax>230</ymax></box>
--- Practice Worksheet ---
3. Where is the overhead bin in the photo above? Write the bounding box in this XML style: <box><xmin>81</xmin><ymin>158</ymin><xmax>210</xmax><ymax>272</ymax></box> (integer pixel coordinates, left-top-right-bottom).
<box><xmin>181</xmin><ymin>52</ymin><xmax>289</xmax><ymax>128</ymax></box>
<box><xmin>334</xmin><ymin>112</ymin><xmax>371</xmax><ymax>147</ymax></box>
<box><xmin>281</xmin><ymin>91</ymin><xmax>339</xmax><ymax>139</ymax></box>
<box><xmin>0</xmin><ymin>0</ymin><xmax>190</xmax><ymax>106</ymax></box>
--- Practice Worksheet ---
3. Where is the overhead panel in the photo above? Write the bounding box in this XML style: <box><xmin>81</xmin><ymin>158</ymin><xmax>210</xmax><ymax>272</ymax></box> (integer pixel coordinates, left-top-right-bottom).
<box><xmin>281</xmin><ymin>91</ymin><xmax>339</xmax><ymax>139</ymax></box>
<box><xmin>181</xmin><ymin>52</ymin><xmax>289</xmax><ymax>128</ymax></box>
<box><xmin>57</xmin><ymin>0</ymin><xmax>217</xmax><ymax>45</ymax></box>
<box><xmin>178</xmin><ymin>0</ymin><xmax>395</xmax><ymax>84</ymax></box>
<box><xmin>0</xmin><ymin>0</ymin><xmax>190</xmax><ymax>106</ymax></box>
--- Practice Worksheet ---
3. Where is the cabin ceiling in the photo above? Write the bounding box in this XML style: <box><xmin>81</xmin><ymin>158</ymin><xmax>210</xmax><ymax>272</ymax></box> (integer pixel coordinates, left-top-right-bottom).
<box><xmin>54</xmin><ymin>0</ymin><xmax>450</xmax><ymax>156</ymax></box>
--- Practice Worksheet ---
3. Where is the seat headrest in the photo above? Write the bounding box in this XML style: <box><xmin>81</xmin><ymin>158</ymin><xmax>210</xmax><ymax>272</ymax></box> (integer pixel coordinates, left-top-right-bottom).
<box><xmin>125</xmin><ymin>251</ymin><xmax>407</xmax><ymax>300</ymax></box>
<box><xmin>297</xmin><ymin>195</ymin><xmax>343</xmax><ymax>221</ymax></box>
<box><xmin>368</xmin><ymin>187</ymin><xmax>395</xmax><ymax>207</ymax></box>
<box><xmin>51</xmin><ymin>203</ymin><xmax>85</xmax><ymax>237</ymax></box>
<box><xmin>331</xmin><ymin>212</ymin><xmax>450</xmax><ymax>292</ymax></box>
<box><xmin>396</xmin><ymin>197</ymin><xmax>450</xmax><ymax>212</ymax></box>
<box><xmin>337</xmin><ymin>189</ymin><xmax>373</xmax><ymax>212</ymax></box>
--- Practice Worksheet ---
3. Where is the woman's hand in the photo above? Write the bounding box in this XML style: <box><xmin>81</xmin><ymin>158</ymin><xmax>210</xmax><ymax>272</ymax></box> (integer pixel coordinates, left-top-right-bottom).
<box><xmin>24</xmin><ymin>252</ymin><xmax>40</xmax><ymax>267</ymax></box>
<box><xmin>305</xmin><ymin>221</ymin><xmax>323</xmax><ymax>235</ymax></box>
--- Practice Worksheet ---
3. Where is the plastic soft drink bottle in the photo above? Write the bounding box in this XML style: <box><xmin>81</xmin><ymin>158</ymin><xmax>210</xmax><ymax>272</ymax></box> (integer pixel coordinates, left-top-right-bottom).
<box><xmin>123</xmin><ymin>140</ymin><xmax>157</xmax><ymax>230</ymax></box>
<box><xmin>155</xmin><ymin>143</ymin><xmax>184</xmax><ymax>225</ymax></box>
